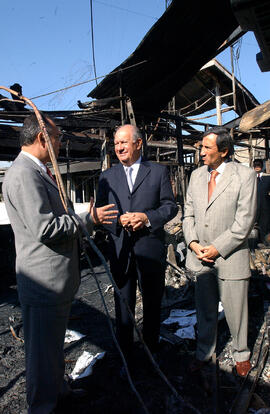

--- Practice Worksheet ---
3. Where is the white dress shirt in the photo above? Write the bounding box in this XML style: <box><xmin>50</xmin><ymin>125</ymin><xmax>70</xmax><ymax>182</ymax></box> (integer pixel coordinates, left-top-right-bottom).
<box><xmin>123</xmin><ymin>156</ymin><xmax>142</xmax><ymax>187</ymax></box>
<box><xmin>21</xmin><ymin>150</ymin><xmax>47</xmax><ymax>173</ymax></box>
<box><xmin>123</xmin><ymin>156</ymin><xmax>150</xmax><ymax>227</ymax></box>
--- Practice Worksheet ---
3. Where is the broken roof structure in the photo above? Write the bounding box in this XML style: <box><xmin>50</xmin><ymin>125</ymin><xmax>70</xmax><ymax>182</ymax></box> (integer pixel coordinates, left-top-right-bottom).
<box><xmin>88</xmin><ymin>0</ymin><xmax>239</xmax><ymax>115</ymax></box>
<box><xmin>175</xmin><ymin>59</ymin><xmax>259</xmax><ymax>118</ymax></box>
<box><xmin>0</xmin><ymin>0</ymin><xmax>269</xmax><ymax>172</ymax></box>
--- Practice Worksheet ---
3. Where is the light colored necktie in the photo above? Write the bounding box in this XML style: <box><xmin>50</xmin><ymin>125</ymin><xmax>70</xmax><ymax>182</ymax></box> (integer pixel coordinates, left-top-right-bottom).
<box><xmin>208</xmin><ymin>170</ymin><xmax>219</xmax><ymax>201</ymax></box>
<box><xmin>126</xmin><ymin>166</ymin><xmax>133</xmax><ymax>192</ymax></box>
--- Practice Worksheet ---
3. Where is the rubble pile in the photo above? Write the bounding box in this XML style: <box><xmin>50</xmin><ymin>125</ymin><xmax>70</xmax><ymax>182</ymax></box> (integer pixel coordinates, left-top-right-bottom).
<box><xmin>252</xmin><ymin>248</ymin><xmax>270</xmax><ymax>280</ymax></box>
<box><xmin>2</xmin><ymin>227</ymin><xmax>270</xmax><ymax>412</ymax></box>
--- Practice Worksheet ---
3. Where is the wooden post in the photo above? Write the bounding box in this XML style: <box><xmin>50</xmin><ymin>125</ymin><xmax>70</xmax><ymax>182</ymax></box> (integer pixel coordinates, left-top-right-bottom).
<box><xmin>118</xmin><ymin>71</ymin><xmax>126</xmax><ymax>125</ymax></box>
<box><xmin>230</xmin><ymin>128</ymin><xmax>235</xmax><ymax>162</ymax></box>
<box><xmin>249</xmin><ymin>133</ymin><xmax>253</xmax><ymax>167</ymax></box>
<box><xmin>99</xmin><ymin>128</ymin><xmax>110</xmax><ymax>171</ymax></box>
<box><xmin>230</xmin><ymin>46</ymin><xmax>237</xmax><ymax>112</ymax></box>
<box><xmin>215</xmin><ymin>83</ymin><xmax>222</xmax><ymax>126</ymax></box>
<box><xmin>66</xmin><ymin>139</ymin><xmax>71</xmax><ymax>200</ymax></box>
<box><xmin>265</xmin><ymin>130</ymin><xmax>270</xmax><ymax>160</ymax></box>
<box><xmin>175</xmin><ymin>117</ymin><xmax>186</xmax><ymax>204</ymax></box>
<box><xmin>141</xmin><ymin>121</ymin><xmax>148</xmax><ymax>160</ymax></box>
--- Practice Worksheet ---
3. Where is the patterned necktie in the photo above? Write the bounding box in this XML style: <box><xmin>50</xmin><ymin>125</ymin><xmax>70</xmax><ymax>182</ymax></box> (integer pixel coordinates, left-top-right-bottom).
<box><xmin>208</xmin><ymin>170</ymin><xmax>219</xmax><ymax>201</ymax></box>
<box><xmin>126</xmin><ymin>166</ymin><xmax>133</xmax><ymax>192</ymax></box>
<box><xmin>46</xmin><ymin>166</ymin><xmax>56</xmax><ymax>183</ymax></box>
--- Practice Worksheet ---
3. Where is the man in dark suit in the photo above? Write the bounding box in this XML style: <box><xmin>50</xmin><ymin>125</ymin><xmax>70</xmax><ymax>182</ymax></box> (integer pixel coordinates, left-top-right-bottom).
<box><xmin>3</xmin><ymin>114</ymin><xmax>117</xmax><ymax>414</ymax></box>
<box><xmin>253</xmin><ymin>159</ymin><xmax>270</xmax><ymax>245</ymax></box>
<box><xmin>96</xmin><ymin>124</ymin><xmax>178</xmax><ymax>361</ymax></box>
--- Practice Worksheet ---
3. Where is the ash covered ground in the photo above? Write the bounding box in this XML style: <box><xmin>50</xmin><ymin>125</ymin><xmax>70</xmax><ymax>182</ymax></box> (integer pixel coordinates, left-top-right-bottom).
<box><xmin>1</xmin><ymin>247</ymin><xmax>270</xmax><ymax>413</ymax></box>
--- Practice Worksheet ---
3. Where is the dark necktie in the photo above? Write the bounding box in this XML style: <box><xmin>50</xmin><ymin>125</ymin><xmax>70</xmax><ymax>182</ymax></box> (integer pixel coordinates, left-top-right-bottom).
<box><xmin>46</xmin><ymin>166</ymin><xmax>56</xmax><ymax>183</ymax></box>
<box><xmin>208</xmin><ymin>170</ymin><xmax>219</xmax><ymax>201</ymax></box>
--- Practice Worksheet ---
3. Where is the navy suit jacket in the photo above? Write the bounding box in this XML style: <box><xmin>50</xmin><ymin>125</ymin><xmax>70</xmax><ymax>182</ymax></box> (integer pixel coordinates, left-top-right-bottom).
<box><xmin>257</xmin><ymin>174</ymin><xmax>270</xmax><ymax>217</ymax></box>
<box><xmin>96</xmin><ymin>160</ymin><xmax>178</xmax><ymax>278</ymax></box>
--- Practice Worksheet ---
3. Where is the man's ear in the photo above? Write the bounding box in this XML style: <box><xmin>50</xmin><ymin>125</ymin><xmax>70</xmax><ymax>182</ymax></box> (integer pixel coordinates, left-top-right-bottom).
<box><xmin>37</xmin><ymin>131</ymin><xmax>46</xmax><ymax>148</ymax></box>
<box><xmin>221</xmin><ymin>148</ymin><xmax>229</xmax><ymax>159</ymax></box>
<box><xmin>136</xmin><ymin>138</ymin><xmax>143</xmax><ymax>150</ymax></box>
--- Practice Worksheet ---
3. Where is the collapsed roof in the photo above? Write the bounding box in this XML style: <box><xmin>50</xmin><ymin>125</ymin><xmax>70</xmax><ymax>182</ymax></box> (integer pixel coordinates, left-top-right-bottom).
<box><xmin>89</xmin><ymin>0</ymin><xmax>239</xmax><ymax>114</ymax></box>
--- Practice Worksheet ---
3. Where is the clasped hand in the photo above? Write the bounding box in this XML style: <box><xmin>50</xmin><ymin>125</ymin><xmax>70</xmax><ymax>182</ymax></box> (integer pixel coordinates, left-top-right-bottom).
<box><xmin>88</xmin><ymin>197</ymin><xmax>118</xmax><ymax>225</ymax></box>
<box><xmin>119</xmin><ymin>212</ymin><xmax>148</xmax><ymax>231</ymax></box>
<box><xmin>189</xmin><ymin>241</ymin><xmax>219</xmax><ymax>263</ymax></box>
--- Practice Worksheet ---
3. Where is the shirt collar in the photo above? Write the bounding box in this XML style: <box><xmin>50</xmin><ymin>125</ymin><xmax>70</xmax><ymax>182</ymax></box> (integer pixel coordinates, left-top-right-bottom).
<box><xmin>123</xmin><ymin>155</ymin><xmax>142</xmax><ymax>170</ymax></box>
<box><xmin>21</xmin><ymin>150</ymin><xmax>47</xmax><ymax>173</ymax></box>
<box><xmin>209</xmin><ymin>161</ymin><xmax>227</xmax><ymax>175</ymax></box>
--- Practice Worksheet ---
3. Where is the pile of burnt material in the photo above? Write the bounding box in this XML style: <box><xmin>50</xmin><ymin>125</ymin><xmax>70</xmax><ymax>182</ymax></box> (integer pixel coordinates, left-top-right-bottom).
<box><xmin>0</xmin><ymin>225</ymin><xmax>16</xmax><ymax>289</ymax></box>
<box><xmin>251</xmin><ymin>247</ymin><xmax>270</xmax><ymax>280</ymax></box>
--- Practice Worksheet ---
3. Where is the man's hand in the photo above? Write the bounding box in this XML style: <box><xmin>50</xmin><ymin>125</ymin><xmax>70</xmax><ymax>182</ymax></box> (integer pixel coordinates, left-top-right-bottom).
<box><xmin>89</xmin><ymin>198</ymin><xmax>118</xmax><ymax>225</ymax></box>
<box><xmin>189</xmin><ymin>241</ymin><xmax>218</xmax><ymax>263</ymax></box>
<box><xmin>189</xmin><ymin>241</ymin><xmax>207</xmax><ymax>260</ymax></box>
<box><xmin>119</xmin><ymin>212</ymin><xmax>148</xmax><ymax>231</ymax></box>
<box><xmin>200</xmin><ymin>245</ymin><xmax>219</xmax><ymax>262</ymax></box>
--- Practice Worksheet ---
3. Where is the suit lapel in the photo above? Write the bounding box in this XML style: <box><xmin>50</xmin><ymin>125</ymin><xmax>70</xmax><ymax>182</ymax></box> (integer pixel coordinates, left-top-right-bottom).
<box><xmin>40</xmin><ymin>168</ymin><xmax>59</xmax><ymax>189</ymax></box>
<box><xmin>116</xmin><ymin>163</ymin><xmax>130</xmax><ymax>193</ymax></box>
<box><xmin>132</xmin><ymin>161</ymin><xmax>150</xmax><ymax>193</ymax></box>
<box><xmin>207</xmin><ymin>162</ymin><xmax>235</xmax><ymax>208</ymax></box>
<box><xmin>199</xmin><ymin>166</ymin><xmax>209</xmax><ymax>211</ymax></box>
<box><xmin>20</xmin><ymin>153</ymin><xmax>59</xmax><ymax>190</ymax></box>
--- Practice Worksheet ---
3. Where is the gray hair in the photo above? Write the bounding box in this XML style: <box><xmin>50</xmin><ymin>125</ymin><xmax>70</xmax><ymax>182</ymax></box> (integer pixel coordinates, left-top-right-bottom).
<box><xmin>115</xmin><ymin>124</ymin><xmax>142</xmax><ymax>143</ymax></box>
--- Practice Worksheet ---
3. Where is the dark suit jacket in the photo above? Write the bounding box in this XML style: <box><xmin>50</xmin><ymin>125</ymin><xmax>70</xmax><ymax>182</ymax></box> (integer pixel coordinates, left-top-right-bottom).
<box><xmin>96</xmin><ymin>160</ymin><xmax>178</xmax><ymax>278</ymax></box>
<box><xmin>257</xmin><ymin>174</ymin><xmax>270</xmax><ymax>216</ymax></box>
<box><xmin>257</xmin><ymin>174</ymin><xmax>270</xmax><ymax>238</ymax></box>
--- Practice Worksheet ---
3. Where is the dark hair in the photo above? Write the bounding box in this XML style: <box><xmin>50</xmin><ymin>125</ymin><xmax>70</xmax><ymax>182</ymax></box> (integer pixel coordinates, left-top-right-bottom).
<box><xmin>20</xmin><ymin>113</ymin><xmax>54</xmax><ymax>146</ymax></box>
<box><xmin>202</xmin><ymin>127</ymin><xmax>234</xmax><ymax>158</ymax></box>
<box><xmin>253</xmin><ymin>158</ymin><xmax>263</xmax><ymax>168</ymax></box>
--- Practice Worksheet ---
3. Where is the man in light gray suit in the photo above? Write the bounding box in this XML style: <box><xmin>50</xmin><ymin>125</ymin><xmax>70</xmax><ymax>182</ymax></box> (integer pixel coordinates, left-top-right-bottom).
<box><xmin>3</xmin><ymin>114</ymin><xmax>117</xmax><ymax>414</ymax></box>
<box><xmin>183</xmin><ymin>127</ymin><xmax>256</xmax><ymax>377</ymax></box>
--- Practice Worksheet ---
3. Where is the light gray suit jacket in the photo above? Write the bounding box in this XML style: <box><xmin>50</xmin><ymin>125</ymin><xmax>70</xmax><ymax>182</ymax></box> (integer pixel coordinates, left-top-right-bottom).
<box><xmin>3</xmin><ymin>153</ymin><xmax>93</xmax><ymax>306</ymax></box>
<box><xmin>183</xmin><ymin>161</ymin><xmax>257</xmax><ymax>280</ymax></box>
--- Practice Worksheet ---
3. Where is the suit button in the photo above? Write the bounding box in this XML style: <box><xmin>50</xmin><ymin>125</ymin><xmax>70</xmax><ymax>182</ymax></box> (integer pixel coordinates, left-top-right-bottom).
<box><xmin>205</xmin><ymin>224</ymin><xmax>208</xmax><ymax>227</ymax></box>
<box><xmin>128</xmin><ymin>196</ymin><xmax>131</xmax><ymax>200</ymax></box>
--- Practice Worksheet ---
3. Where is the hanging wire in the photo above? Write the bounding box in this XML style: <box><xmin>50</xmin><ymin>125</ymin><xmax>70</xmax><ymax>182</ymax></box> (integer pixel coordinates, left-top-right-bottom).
<box><xmin>90</xmin><ymin>0</ymin><xmax>98</xmax><ymax>86</ymax></box>
<box><xmin>94</xmin><ymin>0</ymin><xmax>158</xmax><ymax>20</ymax></box>
<box><xmin>29</xmin><ymin>60</ymin><xmax>147</xmax><ymax>100</ymax></box>
<box><xmin>0</xmin><ymin>86</ymin><xmax>201</xmax><ymax>414</ymax></box>
<box><xmin>232</xmin><ymin>37</ymin><xmax>249</xmax><ymax>112</ymax></box>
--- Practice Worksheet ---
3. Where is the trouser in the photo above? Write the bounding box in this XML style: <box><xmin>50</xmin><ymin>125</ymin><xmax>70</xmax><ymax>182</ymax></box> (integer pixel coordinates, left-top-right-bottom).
<box><xmin>114</xmin><ymin>256</ymin><xmax>165</xmax><ymax>357</ymax></box>
<box><xmin>22</xmin><ymin>302</ymin><xmax>71</xmax><ymax>414</ymax></box>
<box><xmin>195</xmin><ymin>269</ymin><xmax>250</xmax><ymax>363</ymax></box>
